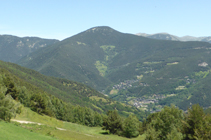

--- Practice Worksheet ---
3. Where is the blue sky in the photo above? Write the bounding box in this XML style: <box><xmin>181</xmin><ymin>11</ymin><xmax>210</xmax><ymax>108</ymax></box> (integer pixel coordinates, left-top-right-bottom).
<box><xmin>0</xmin><ymin>0</ymin><xmax>210</xmax><ymax>40</ymax></box>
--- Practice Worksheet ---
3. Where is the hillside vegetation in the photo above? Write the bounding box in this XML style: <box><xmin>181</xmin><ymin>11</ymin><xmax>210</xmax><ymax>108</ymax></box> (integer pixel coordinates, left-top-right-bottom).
<box><xmin>7</xmin><ymin>105</ymin><xmax>145</xmax><ymax>140</ymax></box>
<box><xmin>17</xmin><ymin>26</ymin><xmax>211</xmax><ymax>110</ymax></box>
<box><xmin>141</xmin><ymin>104</ymin><xmax>211</xmax><ymax>140</ymax></box>
<box><xmin>0</xmin><ymin>60</ymin><xmax>146</xmax><ymax>120</ymax></box>
<box><xmin>0</xmin><ymin>35</ymin><xmax>59</xmax><ymax>62</ymax></box>
<box><xmin>0</xmin><ymin>59</ymin><xmax>210</xmax><ymax>139</ymax></box>
<box><xmin>0</xmin><ymin>63</ymin><xmax>145</xmax><ymax>139</ymax></box>
<box><xmin>3</xmin><ymin>100</ymin><xmax>211</xmax><ymax>140</ymax></box>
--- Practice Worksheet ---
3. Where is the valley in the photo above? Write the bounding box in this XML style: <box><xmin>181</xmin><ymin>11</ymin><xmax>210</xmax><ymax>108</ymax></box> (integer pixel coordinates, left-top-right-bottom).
<box><xmin>1</xmin><ymin>26</ymin><xmax>211</xmax><ymax>139</ymax></box>
<box><xmin>9</xmin><ymin>26</ymin><xmax>211</xmax><ymax>111</ymax></box>
<box><xmin>2</xmin><ymin>0</ymin><xmax>211</xmax><ymax>139</ymax></box>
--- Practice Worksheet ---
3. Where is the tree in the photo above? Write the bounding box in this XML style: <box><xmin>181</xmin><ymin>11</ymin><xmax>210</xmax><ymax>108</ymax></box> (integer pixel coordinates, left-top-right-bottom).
<box><xmin>94</xmin><ymin>112</ymin><xmax>103</xmax><ymax>126</ymax></box>
<box><xmin>0</xmin><ymin>93</ymin><xmax>21</xmax><ymax>122</ymax></box>
<box><xmin>84</xmin><ymin>107</ymin><xmax>94</xmax><ymax>126</ymax></box>
<box><xmin>3</xmin><ymin>77</ymin><xmax>18</xmax><ymax>100</ymax></box>
<box><xmin>72</xmin><ymin>105</ymin><xmax>85</xmax><ymax>124</ymax></box>
<box><xmin>145</xmin><ymin>105</ymin><xmax>184</xmax><ymax>140</ymax></box>
<box><xmin>193</xmin><ymin>114</ymin><xmax>211</xmax><ymax>140</ymax></box>
<box><xmin>17</xmin><ymin>86</ymin><xmax>30</xmax><ymax>106</ymax></box>
<box><xmin>30</xmin><ymin>92</ymin><xmax>48</xmax><ymax>114</ymax></box>
<box><xmin>183</xmin><ymin>104</ymin><xmax>211</xmax><ymax>140</ymax></box>
<box><xmin>145</xmin><ymin>125</ymin><xmax>160</xmax><ymax>140</ymax></box>
<box><xmin>102</xmin><ymin>110</ymin><xmax>124</xmax><ymax>135</ymax></box>
<box><xmin>123</xmin><ymin>115</ymin><xmax>140</xmax><ymax>138</ymax></box>
<box><xmin>166</xmin><ymin>126</ymin><xmax>184</xmax><ymax>140</ymax></box>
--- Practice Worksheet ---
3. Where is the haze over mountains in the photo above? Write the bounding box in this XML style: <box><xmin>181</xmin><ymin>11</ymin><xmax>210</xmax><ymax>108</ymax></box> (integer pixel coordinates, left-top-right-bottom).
<box><xmin>136</xmin><ymin>32</ymin><xmax>211</xmax><ymax>43</ymax></box>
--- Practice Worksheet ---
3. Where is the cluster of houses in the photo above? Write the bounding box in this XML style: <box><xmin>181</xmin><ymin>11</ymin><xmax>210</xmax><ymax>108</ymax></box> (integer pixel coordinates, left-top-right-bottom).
<box><xmin>132</xmin><ymin>94</ymin><xmax>166</xmax><ymax>108</ymax></box>
<box><xmin>139</xmin><ymin>82</ymin><xmax>149</xmax><ymax>86</ymax></box>
<box><xmin>185</xmin><ymin>78</ymin><xmax>196</xmax><ymax>84</ymax></box>
<box><xmin>198</xmin><ymin>62</ymin><xmax>208</xmax><ymax>67</ymax></box>
<box><xmin>112</xmin><ymin>79</ymin><xmax>139</xmax><ymax>90</ymax></box>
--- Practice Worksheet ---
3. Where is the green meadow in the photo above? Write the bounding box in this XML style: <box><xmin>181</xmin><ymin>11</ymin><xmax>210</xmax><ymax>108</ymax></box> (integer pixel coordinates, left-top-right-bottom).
<box><xmin>9</xmin><ymin>106</ymin><xmax>145</xmax><ymax>140</ymax></box>
<box><xmin>0</xmin><ymin>121</ymin><xmax>56</xmax><ymax>140</ymax></box>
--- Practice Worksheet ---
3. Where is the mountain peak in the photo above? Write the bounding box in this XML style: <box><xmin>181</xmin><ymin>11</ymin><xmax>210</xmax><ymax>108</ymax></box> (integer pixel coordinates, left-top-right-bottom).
<box><xmin>86</xmin><ymin>26</ymin><xmax>116</xmax><ymax>33</ymax></box>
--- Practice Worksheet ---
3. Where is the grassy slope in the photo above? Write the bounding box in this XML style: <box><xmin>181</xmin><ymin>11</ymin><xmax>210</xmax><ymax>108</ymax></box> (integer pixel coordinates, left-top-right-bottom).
<box><xmin>12</xmin><ymin>106</ymin><xmax>145</xmax><ymax>140</ymax></box>
<box><xmin>0</xmin><ymin>121</ymin><xmax>56</xmax><ymax>140</ymax></box>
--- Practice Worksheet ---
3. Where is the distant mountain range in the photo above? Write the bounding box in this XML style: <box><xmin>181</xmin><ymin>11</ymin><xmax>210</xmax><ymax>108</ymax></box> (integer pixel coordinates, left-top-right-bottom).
<box><xmin>14</xmin><ymin>26</ymin><xmax>211</xmax><ymax>110</ymax></box>
<box><xmin>136</xmin><ymin>33</ymin><xmax>211</xmax><ymax>43</ymax></box>
<box><xmin>0</xmin><ymin>35</ymin><xmax>59</xmax><ymax>62</ymax></box>
<box><xmin>1</xmin><ymin>26</ymin><xmax>211</xmax><ymax>111</ymax></box>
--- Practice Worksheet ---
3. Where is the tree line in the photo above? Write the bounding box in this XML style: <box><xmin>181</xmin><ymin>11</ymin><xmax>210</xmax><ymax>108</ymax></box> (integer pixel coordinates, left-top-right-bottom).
<box><xmin>141</xmin><ymin>104</ymin><xmax>211</xmax><ymax>140</ymax></box>
<box><xmin>0</xmin><ymin>69</ymin><xmax>141</xmax><ymax>138</ymax></box>
<box><xmin>102</xmin><ymin>104</ymin><xmax>211</xmax><ymax>139</ymax></box>
<box><xmin>0</xmin><ymin>72</ymin><xmax>104</xmax><ymax>126</ymax></box>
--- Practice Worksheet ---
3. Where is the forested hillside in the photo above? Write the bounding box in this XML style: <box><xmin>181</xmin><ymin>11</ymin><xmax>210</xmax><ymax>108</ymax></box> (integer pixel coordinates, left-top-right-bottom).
<box><xmin>17</xmin><ymin>26</ymin><xmax>211</xmax><ymax>111</ymax></box>
<box><xmin>1</xmin><ymin>59</ymin><xmax>211</xmax><ymax>139</ymax></box>
<box><xmin>0</xmin><ymin>59</ymin><xmax>147</xmax><ymax>138</ymax></box>
<box><xmin>0</xmin><ymin>35</ymin><xmax>59</xmax><ymax>62</ymax></box>
<box><xmin>0</xmin><ymin>60</ymin><xmax>146</xmax><ymax>120</ymax></box>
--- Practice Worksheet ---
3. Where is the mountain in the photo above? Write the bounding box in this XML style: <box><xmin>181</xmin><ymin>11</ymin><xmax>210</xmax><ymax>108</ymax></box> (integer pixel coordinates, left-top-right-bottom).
<box><xmin>18</xmin><ymin>26</ymin><xmax>122</xmax><ymax>90</ymax></box>
<box><xmin>201</xmin><ymin>37</ymin><xmax>211</xmax><ymax>43</ymax></box>
<box><xmin>144</xmin><ymin>33</ymin><xmax>179</xmax><ymax>41</ymax></box>
<box><xmin>0</xmin><ymin>35</ymin><xmax>59</xmax><ymax>62</ymax></box>
<box><xmin>0</xmin><ymin>60</ymin><xmax>145</xmax><ymax>119</ymax></box>
<box><xmin>136</xmin><ymin>32</ymin><xmax>211</xmax><ymax>43</ymax></box>
<box><xmin>17</xmin><ymin>26</ymin><xmax>211</xmax><ymax>110</ymax></box>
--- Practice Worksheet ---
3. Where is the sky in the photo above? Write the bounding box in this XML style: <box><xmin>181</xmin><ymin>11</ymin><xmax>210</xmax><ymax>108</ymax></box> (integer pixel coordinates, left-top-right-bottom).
<box><xmin>0</xmin><ymin>0</ymin><xmax>210</xmax><ymax>40</ymax></box>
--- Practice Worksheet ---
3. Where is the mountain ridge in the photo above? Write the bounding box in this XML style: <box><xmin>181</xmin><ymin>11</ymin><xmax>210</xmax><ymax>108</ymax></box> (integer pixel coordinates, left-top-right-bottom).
<box><xmin>136</xmin><ymin>32</ymin><xmax>211</xmax><ymax>43</ymax></box>
<box><xmin>14</xmin><ymin>26</ymin><xmax>211</xmax><ymax>111</ymax></box>
<box><xmin>0</xmin><ymin>35</ymin><xmax>59</xmax><ymax>62</ymax></box>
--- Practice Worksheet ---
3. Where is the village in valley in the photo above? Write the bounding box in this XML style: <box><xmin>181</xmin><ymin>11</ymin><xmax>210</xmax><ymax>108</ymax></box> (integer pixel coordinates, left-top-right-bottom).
<box><xmin>112</xmin><ymin>79</ymin><xmax>140</xmax><ymax>90</ymax></box>
<box><xmin>110</xmin><ymin>79</ymin><xmax>173</xmax><ymax>113</ymax></box>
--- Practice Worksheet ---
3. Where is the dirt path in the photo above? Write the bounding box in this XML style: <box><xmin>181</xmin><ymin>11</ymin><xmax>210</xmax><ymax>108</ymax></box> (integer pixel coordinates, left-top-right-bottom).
<box><xmin>11</xmin><ymin>119</ymin><xmax>66</xmax><ymax>131</ymax></box>
<box><xmin>11</xmin><ymin>119</ymin><xmax>42</xmax><ymax>125</ymax></box>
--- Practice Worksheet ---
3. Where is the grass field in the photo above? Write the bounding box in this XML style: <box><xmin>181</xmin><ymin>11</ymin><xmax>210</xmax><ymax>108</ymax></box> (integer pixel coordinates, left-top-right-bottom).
<box><xmin>0</xmin><ymin>121</ymin><xmax>56</xmax><ymax>140</ymax></box>
<box><xmin>16</xmin><ymin>122</ymin><xmax>146</xmax><ymax>140</ymax></box>
<box><xmin>14</xmin><ymin>107</ymin><xmax>64</xmax><ymax>128</ymax></box>
<box><xmin>11</xmin><ymin>106</ymin><xmax>146</xmax><ymax>140</ymax></box>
